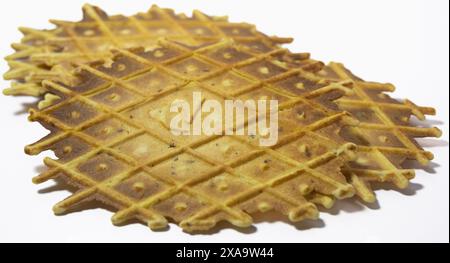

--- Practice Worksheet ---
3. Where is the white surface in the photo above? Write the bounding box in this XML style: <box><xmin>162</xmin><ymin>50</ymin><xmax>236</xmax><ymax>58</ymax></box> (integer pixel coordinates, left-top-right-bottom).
<box><xmin>0</xmin><ymin>0</ymin><xmax>448</xmax><ymax>243</ymax></box>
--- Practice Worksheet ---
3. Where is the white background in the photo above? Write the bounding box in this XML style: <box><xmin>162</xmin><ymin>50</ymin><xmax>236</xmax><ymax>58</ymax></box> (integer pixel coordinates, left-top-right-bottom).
<box><xmin>0</xmin><ymin>0</ymin><xmax>448</xmax><ymax>243</ymax></box>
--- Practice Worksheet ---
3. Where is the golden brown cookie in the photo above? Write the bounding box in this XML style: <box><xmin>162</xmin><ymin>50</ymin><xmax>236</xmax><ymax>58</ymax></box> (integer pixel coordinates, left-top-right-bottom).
<box><xmin>4</xmin><ymin>4</ymin><xmax>317</xmax><ymax>99</ymax></box>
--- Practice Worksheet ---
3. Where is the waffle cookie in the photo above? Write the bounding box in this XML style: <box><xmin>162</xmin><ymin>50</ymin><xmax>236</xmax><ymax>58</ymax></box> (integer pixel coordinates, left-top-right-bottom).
<box><xmin>4</xmin><ymin>4</ymin><xmax>317</xmax><ymax>99</ymax></box>
<box><xmin>2</xmin><ymin>4</ymin><xmax>442</xmax><ymax>232</ymax></box>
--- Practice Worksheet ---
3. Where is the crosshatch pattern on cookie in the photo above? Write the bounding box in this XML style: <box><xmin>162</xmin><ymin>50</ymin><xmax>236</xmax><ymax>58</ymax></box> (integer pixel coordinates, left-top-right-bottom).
<box><xmin>25</xmin><ymin>40</ymin><xmax>357</xmax><ymax>232</ymax></box>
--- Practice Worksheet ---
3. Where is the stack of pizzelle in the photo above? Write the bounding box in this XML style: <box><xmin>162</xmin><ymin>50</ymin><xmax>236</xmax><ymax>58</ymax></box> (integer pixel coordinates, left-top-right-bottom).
<box><xmin>3</xmin><ymin>4</ymin><xmax>441</xmax><ymax>232</ymax></box>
